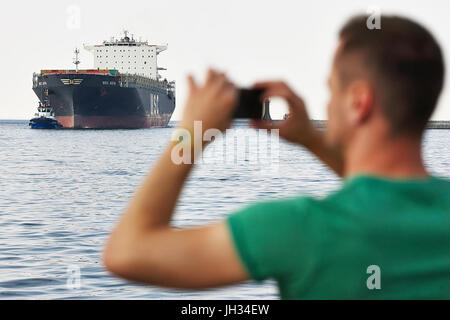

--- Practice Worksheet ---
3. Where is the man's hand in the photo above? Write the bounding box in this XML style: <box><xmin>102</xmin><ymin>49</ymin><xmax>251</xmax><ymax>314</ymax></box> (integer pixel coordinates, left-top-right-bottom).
<box><xmin>251</xmin><ymin>81</ymin><xmax>344</xmax><ymax>177</ymax></box>
<box><xmin>250</xmin><ymin>81</ymin><xmax>319</xmax><ymax>148</ymax></box>
<box><xmin>179</xmin><ymin>69</ymin><xmax>238</xmax><ymax>134</ymax></box>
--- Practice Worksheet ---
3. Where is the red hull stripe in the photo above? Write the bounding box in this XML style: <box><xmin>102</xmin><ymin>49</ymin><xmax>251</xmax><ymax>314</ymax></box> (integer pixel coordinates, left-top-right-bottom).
<box><xmin>57</xmin><ymin>116</ymin><xmax>170</xmax><ymax>129</ymax></box>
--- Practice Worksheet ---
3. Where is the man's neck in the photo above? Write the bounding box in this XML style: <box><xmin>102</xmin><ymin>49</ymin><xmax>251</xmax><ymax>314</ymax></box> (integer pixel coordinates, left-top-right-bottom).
<box><xmin>343</xmin><ymin>129</ymin><xmax>429</xmax><ymax>179</ymax></box>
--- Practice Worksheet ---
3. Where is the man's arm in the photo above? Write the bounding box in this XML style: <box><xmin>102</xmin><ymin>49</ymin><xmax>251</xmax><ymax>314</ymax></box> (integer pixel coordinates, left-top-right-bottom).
<box><xmin>104</xmin><ymin>144</ymin><xmax>248</xmax><ymax>288</ymax></box>
<box><xmin>103</xmin><ymin>69</ymin><xmax>249</xmax><ymax>288</ymax></box>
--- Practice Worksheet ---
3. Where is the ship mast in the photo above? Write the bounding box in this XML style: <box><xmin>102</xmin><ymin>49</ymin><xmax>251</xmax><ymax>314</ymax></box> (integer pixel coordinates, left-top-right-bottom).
<box><xmin>73</xmin><ymin>48</ymin><xmax>80</xmax><ymax>72</ymax></box>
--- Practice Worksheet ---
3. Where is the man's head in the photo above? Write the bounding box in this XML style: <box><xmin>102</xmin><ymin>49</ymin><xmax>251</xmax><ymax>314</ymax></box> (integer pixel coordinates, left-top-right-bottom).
<box><xmin>326</xmin><ymin>15</ymin><xmax>445</xmax><ymax>150</ymax></box>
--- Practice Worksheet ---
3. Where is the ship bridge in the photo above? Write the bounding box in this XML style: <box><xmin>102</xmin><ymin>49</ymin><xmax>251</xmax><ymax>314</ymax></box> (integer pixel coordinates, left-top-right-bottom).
<box><xmin>84</xmin><ymin>31</ymin><xmax>168</xmax><ymax>80</ymax></box>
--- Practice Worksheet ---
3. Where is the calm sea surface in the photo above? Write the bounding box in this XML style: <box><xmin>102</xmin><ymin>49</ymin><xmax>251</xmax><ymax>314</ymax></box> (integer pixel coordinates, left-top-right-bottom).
<box><xmin>0</xmin><ymin>120</ymin><xmax>448</xmax><ymax>299</ymax></box>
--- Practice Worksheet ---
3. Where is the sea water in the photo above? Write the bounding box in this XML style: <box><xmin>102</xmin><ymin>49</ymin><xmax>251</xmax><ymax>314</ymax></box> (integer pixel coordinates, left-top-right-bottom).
<box><xmin>0</xmin><ymin>120</ymin><xmax>448</xmax><ymax>299</ymax></box>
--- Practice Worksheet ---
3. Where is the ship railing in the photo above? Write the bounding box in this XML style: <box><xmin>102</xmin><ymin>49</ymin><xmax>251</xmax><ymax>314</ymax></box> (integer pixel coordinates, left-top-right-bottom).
<box><xmin>32</xmin><ymin>70</ymin><xmax>175</xmax><ymax>94</ymax></box>
<box><xmin>119</xmin><ymin>73</ymin><xmax>175</xmax><ymax>94</ymax></box>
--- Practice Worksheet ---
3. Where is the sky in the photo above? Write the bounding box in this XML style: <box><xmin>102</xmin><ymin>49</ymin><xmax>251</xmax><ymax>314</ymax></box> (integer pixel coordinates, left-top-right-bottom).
<box><xmin>0</xmin><ymin>0</ymin><xmax>449</xmax><ymax>120</ymax></box>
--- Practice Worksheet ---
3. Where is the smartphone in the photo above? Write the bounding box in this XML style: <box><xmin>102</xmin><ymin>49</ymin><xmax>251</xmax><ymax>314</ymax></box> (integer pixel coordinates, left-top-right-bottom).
<box><xmin>233</xmin><ymin>88</ymin><xmax>265</xmax><ymax>119</ymax></box>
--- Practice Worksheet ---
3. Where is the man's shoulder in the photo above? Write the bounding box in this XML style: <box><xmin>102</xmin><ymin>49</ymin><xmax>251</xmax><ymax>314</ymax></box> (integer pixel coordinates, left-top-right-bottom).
<box><xmin>233</xmin><ymin>195</ymin><xmax>320</xmax><ymax>215</ymax></box>
<box><xmin>228</xmin><ymin>175</ymin><xmax>450</xmax><ymax>224</ymax></box>
<box><xmin>227</xmin><ymin>195</ymin><xmax>330</xmax><ymax>229</ymax></box>
<box><xmin>323</xmin><ymin>174</ymin><xmax>450</xmax><ymax>209</ymax></box>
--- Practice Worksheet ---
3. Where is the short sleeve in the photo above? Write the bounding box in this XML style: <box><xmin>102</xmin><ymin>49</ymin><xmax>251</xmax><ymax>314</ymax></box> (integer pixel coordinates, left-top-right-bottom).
<box><xmin>226</xmin><ymin>197</ymin><xmax>316</xmax><ymax>282</ymax></box>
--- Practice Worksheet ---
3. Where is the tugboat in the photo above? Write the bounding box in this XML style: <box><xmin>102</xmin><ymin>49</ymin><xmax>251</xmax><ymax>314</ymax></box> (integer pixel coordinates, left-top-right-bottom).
<box><xmin>29</xmin><ymin>101</ymin><xmax>62</xmax><ymax>129</ymax></box>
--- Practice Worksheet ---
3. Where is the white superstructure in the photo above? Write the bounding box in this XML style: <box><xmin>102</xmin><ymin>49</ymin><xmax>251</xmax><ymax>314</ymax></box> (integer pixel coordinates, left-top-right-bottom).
<box><xmin>84</xmin><ymin>31</ymin><xmax>168</xmax><ymax>80</ymax></box>
<box><xmin>35</xmin><ymin>102</ymin><xmax>56</xmax><ymax>119</ymax></box>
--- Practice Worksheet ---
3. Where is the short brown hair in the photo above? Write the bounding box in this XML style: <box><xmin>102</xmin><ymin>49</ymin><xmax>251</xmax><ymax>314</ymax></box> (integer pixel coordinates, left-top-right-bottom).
<box><xmin>338</xmin><ymin>15</ymin><xmax>445</xmax><ymax>136</ymax></box>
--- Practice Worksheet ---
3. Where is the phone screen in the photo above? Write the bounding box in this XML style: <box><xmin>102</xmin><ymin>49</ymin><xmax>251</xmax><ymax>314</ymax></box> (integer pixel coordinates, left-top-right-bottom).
<box><xmin>232</xmin><ymin>88</ymin><xmax>265</xmax><ymax>119</ymax></box>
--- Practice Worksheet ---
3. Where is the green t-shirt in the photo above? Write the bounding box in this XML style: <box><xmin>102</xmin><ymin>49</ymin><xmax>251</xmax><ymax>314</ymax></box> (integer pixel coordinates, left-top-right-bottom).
<box><xmin>227</xmin><ymin>175</ymin><xmax>450</xmax><ymax>299</ymax></box>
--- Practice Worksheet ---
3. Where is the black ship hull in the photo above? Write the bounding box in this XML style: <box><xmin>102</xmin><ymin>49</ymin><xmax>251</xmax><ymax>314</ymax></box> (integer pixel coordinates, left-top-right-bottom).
<box><xmin>32</xmin><ymin>72</ymin><xmax>175</xmax><ymax>129</ymax></box>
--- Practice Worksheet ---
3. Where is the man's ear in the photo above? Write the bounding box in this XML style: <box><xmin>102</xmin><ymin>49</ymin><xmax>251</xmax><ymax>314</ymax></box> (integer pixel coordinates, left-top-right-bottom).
<box><xmin>348</xmin><ymin>80</ymin><xmax>374</xmax><ymax>125</ymax></box>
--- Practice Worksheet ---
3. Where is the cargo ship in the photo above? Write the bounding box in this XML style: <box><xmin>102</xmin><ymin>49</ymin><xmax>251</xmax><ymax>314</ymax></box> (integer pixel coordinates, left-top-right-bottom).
<box><xmin>32</xmin><ymin>31</ymin><xmax>175</xmax><ymax>129</ymax></box>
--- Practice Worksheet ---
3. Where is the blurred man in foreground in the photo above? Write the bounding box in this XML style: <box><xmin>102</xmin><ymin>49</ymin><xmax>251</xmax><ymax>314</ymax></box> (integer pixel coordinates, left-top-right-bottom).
<box><xmin>103</xmin><ymin>15</ymin><xmax>449</xmax><ymax>299</ymax></box>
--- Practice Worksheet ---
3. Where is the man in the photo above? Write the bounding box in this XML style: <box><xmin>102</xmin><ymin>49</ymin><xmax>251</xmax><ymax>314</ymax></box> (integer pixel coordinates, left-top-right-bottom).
<box><xmin>103</xmin><ymin>15</ymin><xmax>450</xmax><ymax>299</ymax></box>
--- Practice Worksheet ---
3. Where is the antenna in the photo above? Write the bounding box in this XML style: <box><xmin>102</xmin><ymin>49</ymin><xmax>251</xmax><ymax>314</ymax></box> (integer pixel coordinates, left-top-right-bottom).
<box><xmin>73</xmin><ymin>48</ymin><xmax>80</xmax><ymax>72</ymax></box>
